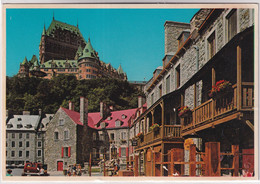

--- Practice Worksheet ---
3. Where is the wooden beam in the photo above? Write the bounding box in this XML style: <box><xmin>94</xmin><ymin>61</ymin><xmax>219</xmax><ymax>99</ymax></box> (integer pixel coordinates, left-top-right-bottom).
<box><xmin>161</xmin><ymin>143</ymin><xmax>164</xmax><ymax>176</ymax></box>
<box><xmin>212</xmin><ymin>67</ymin><xmax>216</xmax><ymax>86</ymax></box>
<box><xmin>237</xmin><ymin>45</ymin><xmax>242</xmax><ymax>110</ymax></box>
<box><xmin>182</xmin><ymin>112</ymin><xmax>242</xmax><ymax>136</ymax></box>
<box><xmin>189</xmin><ymin>144</ymin><xmax>196</xmax><ymax>176</ymax></box>
<box><xmin>245</xmin><ymin>120</ymin><xmax>254</xmax><ymax>131</ymax></box>
<box><xmin>232</xmin><ymin>145</ymin><xmax>239</xmax><ymax>176</ymax></box>
<box><xmin>194</xmin><ymin>83</ymin><xmax>197</xmax><ymax>108</ymax></box>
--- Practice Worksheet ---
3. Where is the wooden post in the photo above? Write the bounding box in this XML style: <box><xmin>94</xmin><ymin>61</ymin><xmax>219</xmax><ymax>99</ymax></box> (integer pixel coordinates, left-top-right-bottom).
<box><xmin>160</xmin><ymin>101</ymin><xmax>165</xmax><ymax>139</ymax></box>
<box><xmin>181</xmin><ymin>94</ymin><xmax>184</xmax><ymax>106</ymax></box>
<box><xmin>143</xmin><ymin>150</ymin><xmax>146</xmax><ymax>175</ymax></box>
<box><xmin>232</xmin><ymin>145</ymin><xmax>239</xmax><ymax>176</ymax></box>
<box><xmin>189</xmin><ymin>144</ymin><xmax>196</xmax><ymax>176</ymax></box>
<box><xmin>212</xmin><ymin>67</ymin><xmax>216</xmax><ymax>118</ymax></box>
<box><xmin>170</xmin><ymin>149</ymin><xmax>174</xmax><ymax>176</ymax></box>
<box><xmin>134</xmin><ymin>155</ymin><xmax>139</xmax><ymax>176</ymax></box>
<box><xmin>161</xmin><ymin>143</ymin><xmax>164</xmax><ymax>176</ymax></box>
<box><xmin>205</xmin><ymin>142</ymin><xmax>220</xmax><ymax>176</ymax></box>
<box><xmin>144</xmin><ymin>116</ymin><xmax>147</xmax><ymax>134</ymax></box>
<box><xmin>151</xmin><ymin>110</ymin><xmax>155</xmax><ymax>124</ymax></box>
<box><xmin>237</xmin><ymin>45</ymin><xmax>242</xmax><ymax>110</ymax></box>
<box><xmin>89</xmin><ymin>153</ymin><xmax>92</xmax><ymax>176</ymax></box>
<box><xmin>103</xmin><ymin>154</ymin><xmax>106</xmax><ymax>176</ymax></box>
<box><xmin>194</xmin><ymin>83</ymin><xmax>197</xmax><ymax>108</ymax></box>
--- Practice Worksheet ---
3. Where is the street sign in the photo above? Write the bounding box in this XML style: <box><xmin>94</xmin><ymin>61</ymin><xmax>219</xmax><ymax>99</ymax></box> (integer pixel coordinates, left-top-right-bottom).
<box><xmin>132</xmin><ymin>140</ymin><xmax>137</xmax><ymax>146</ymax></box>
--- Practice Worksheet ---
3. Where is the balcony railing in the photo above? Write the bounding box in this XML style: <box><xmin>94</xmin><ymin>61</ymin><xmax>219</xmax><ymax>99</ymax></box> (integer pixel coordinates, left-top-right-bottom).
<box><xmin>182</xmin><ymin>82</ymin><xmax>254</xmax><ymax>133</ymax></box>
<box><xmin>136</xmin><ymin>125</ymin><xmax>182</xmax><ymax>148</ymax></box>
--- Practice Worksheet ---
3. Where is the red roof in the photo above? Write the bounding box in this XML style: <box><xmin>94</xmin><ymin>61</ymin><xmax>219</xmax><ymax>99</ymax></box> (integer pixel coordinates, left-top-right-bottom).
<box><xmin>61</xmin><ymin>107</ymin><xmax>138</xmax><ymax>129</ymax></box>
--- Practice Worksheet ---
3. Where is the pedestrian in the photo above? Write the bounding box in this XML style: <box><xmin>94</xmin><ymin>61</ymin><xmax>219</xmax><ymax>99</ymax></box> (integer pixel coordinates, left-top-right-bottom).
<box><xmin>6</xmin><ymin>169</ymin><xmax>13</xmax><ymax>176</ymax></box>
<box><xmin>40</xmin><ymin>167</ymin><xmax>45</xmax><ymax>176</ymax></box>
<box><xmin>72</xmin><ymin>164</ymin><xmax>76</xmax><ymax>176</ymax></box>
<box><xmin>67</xmin><ymin>166</ymin><xmax>72</xmax><ymax>176</ymax></box>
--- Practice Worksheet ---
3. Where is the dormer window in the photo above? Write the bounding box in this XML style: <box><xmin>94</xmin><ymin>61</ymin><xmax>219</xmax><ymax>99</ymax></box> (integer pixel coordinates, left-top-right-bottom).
<box><xmin>122</xmin><ymin>114</ymin><xmax>127</xmax><ymax>119</ymax></box>
<box><xmin>25</xmin><ymin>124</ymin><xmax>32</xmax><ymax>128</ymax></box>
<box><xmin>17</xmin><ymin>124</ymin><xmax>23</xmax><ymax>128</ymax></box>
<box><xmin>101</xmin><ymin>122</ymin><xmax>106</xmax><ymax>129</ymax></box>
<box><xmin>115</xmin><ymin>120</ymin><xmax>122</xmax><ymax>127</ymax></box>
<box><xmin>7</xmin><ymin>124</ymin><xmax>13</xmax><ymax>128</ymax></box>
<box><xmin>18</xmin><ymin>118</ymin><xmax>22</xmax><ymax>121</ymax></box>
<box><xmin>107</xmin><ymin>117</ymin><xmax>112</xmax><ymax>121</ymax></box>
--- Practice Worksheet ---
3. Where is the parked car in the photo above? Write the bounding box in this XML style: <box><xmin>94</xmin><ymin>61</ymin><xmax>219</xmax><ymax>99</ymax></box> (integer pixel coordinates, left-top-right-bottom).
<box><xmin>22</xmin><ymin>162</ymin><xmax>49</xmax><ymax>176</ymax></box>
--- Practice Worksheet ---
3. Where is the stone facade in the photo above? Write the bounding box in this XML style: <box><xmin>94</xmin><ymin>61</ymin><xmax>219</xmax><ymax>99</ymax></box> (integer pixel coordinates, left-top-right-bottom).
<box><xmin>146</xmin><ymin>8</ymin><xmax>254</xmax><ymax>109</ymax></box>
<box><xmin>164</xmin><ymin>21</ymin><xmax>190</xmax><ymax>55</ymax></box>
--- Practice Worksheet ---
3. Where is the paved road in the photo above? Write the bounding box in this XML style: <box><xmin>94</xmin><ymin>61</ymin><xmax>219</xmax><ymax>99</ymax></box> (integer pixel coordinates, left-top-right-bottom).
<box><xmin>6</xmin><ymin>168</ymin><xmax>104</xmax><ymax>177</ymax></box>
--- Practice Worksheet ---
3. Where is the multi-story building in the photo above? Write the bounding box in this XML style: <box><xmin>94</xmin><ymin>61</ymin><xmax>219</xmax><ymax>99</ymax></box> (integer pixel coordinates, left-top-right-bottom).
<box><xmin>6</xmin><ymin>110</ymin><xmax>53</xmax><ymax>167</ymax></box>
<box><xmin>18</xmin><ymin>17</ymin><xmax>127</xmax><ymax>81</ymax></box>
<box><xmin>44</xmin><ymin>97</ymin><xmax>142</xmax><ymax>171</ymax></box>
<box><xmin>130</xmin><ymin>8</ymin><xmax>255</xmax><ymax>177</ymax></box>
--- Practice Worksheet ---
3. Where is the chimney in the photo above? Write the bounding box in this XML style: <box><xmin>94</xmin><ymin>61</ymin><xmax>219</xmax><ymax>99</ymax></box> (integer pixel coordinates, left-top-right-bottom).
<box><xmin>80</xmin><ymin>97</ymin><xmax>88</xmax><ymax>126</ymax></box>
<box><xmin>138</xmin><ymin>96</ymin><xmax>144</xmax><ymax>108</ymax></box>
<box><xmin>23</xmin><ymin>111</ymin><xmax>30</xmax><ymax>115</ymax></box>
<box><xmin>38</xmin><ymin>109</ymin><xmax>42</xmax><ymax>116</ymax></box>
<box><xmin>69</xmin><ymin>101</ymin><xmax>74</xmax><ymax>111</ymax></box>
<box><xmin>100</xmin><ymin>102</ymin><xmax>104</xmax><ymax>118</ymax></box>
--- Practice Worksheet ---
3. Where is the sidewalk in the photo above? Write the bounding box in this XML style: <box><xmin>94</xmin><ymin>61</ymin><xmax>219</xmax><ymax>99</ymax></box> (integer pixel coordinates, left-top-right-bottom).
<box><xmin>48</xmin><ymin>171</ymin><xmax>103</xmax><ymax>177</ymax></box>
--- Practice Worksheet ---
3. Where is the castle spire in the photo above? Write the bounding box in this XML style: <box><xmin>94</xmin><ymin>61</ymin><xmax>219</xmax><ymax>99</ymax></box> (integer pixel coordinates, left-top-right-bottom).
<box><xmin>42</xmin><ymin>23</ymin><xmax>46</xmax><ymax>36</ymax></box>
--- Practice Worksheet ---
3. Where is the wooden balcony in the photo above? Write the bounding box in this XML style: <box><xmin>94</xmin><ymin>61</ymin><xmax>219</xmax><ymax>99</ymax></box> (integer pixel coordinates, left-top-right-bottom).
<box><xmin>182</xmin><ymin>82</ymin><xmax>254</xmax><ymax>136</ymax></box>
<box><xmin>135</xmin><ymin>125</ymin><xmax>182</xmax><ymax>149</ymax></box>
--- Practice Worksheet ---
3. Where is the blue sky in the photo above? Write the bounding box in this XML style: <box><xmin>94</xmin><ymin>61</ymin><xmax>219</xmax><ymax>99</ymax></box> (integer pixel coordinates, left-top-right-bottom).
<box><xmin>6</xmin><ymin>8</ymin><xmax>199</xmax><ymax>81</ymax></box>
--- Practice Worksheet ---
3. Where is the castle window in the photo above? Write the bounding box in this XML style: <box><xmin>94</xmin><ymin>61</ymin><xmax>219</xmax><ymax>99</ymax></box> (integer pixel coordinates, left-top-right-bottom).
<box><xmin>54</xmin><ymin>132</ymin><xmax>59</xmax><ymax>140</ymax></box>
<box><xmin>227</xmin><ymin>9</ymin><xmax>237</xmax><ymax>41</ymax></box>
<box><xmin>64</xmin><ymin>130</ymin><xmax>69</xmax><ymax>140</ymax></box>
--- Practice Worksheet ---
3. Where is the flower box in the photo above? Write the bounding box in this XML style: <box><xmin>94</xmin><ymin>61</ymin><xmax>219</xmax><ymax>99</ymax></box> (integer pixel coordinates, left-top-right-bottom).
<box><xmin>209</xmin><ymin>80</ymin><xmax>232</xmax><ymax>98</ymax></box>
<box><xmin>136</xmin><ymin>132</ymin><xmax>144</xmax><ymax>139</ymax></box>
<box><xmin>178</xmin><ymin>106</ymin><xmax>191</xmax><ymax>118</ymax></box>
<box><xmin>149</xmin><ymin>123</ymin><xmax>160</xmax><ymax>132</ymax></box>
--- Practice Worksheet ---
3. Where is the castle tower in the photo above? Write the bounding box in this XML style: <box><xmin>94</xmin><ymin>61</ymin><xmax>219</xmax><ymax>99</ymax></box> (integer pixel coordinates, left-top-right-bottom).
<box><xmin>77</xmin><ymin>38</ymin><xmax>100</xmax><ymax>80</ymax></box>
<box><xmin>18</xmin><ymin>57</ymin><xmax>29</xmax><ymax>77</ymax></box>
<box><xmin>39</xmin><ymin>18</ymin><xmax>86</xmax><ymax>64</ymax></box>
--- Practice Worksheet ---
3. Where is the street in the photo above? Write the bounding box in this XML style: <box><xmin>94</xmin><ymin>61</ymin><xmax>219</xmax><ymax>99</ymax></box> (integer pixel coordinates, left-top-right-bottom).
<box><xmin>6</xmin><ymin>168</ymin><xmax>104</xmax><ymax>177</ymax></box>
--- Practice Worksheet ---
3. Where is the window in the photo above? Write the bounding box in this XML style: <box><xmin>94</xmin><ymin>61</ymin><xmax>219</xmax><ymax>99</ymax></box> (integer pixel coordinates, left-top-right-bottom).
<box><xmin>37</xmin><ymin>133</ymin><xmax>42</xmax><ymax>139</ymax></box>
<box><xmin>227</xmin><ymin>9</ymin><xmax>237</xmax><ymax>41</ymax></box>
<box><xmin>12</xmin><ymin>141</ymin><xmax>15</xmax><ymax>147</ymax></box>
<box><xmin>19</xmin><ymin>151</ymin><xmax>22</xmax><ymax>157</ymax></box>
<box><xmin>159</xmin><ymin>85</ymin><xmax>162</xmax><ymax>97</ymax></box>
<box><xmin>93</xmin><ymin>132</ymin><xmax>97</xmax><ymax>141</ymax></box>
<box><xmin>54</xmin><ymin>132</ymin><xmax>59</xmax><ymax>140</ymax></box>
<box><xmin>166</xmin><ymin>75</ymin><xmax>170</xmax><ymax>93</ymax></box>
<box><xmin>19</xmin><ymin>133</ymin><xmax>23</xmax><ymax>139</ymax></box>
<box><xmin>64</xmin><ymin>147</ymin><xmax>69</xmax><ymax>157</ymax></box>
<box><xmin>176</xmin><ymin>65</ymin><xmax>180</xmax><ymax>88</ymax></box>
<box><xmin>37</xmin><ymin>150</ymin><xmax>42</xmax><ymax>157</ymax></box>
<box><xmin>92</xmin><ymin>148</ymin><xmax>97</xmax><ymax>158</ymax></box>
<box><xmin>122</xmin><ymin>114</ymin><xmax>127</xmax><ymax>119</ymax></box>
<box><xmin>121</xmin><ymin>132</ymin><xmax>126</xmax><ymax>140</ymax></box>
<box><xmin>12</xmin><ymin>133</ymin><xmax>15</xmax><ymax>138</ymax></box>
<box><xmin>26</xmin><ymin>141</ymin><xmax>30</xmax><ymax>147</ymax></box>
<box><xmin>26</xmin><ymin>151</ymin><xmax>29</xmax><ymax>158</ymax></box>
<box><xmin>64</xmin><ymin>130</ymin><xmax>69</xmax><ymax>140</ymax></box>
<box><xmin>208</xmin><ymin>32</ymin><xmax>216</xmax><ymax>59</ymax></box>
<box><xmin>19</xmin><ymin>141</ymin><xmax>22</xmax><ymax>147</ymax></box>
<box><xmin>59</xmin><ymin>119</ymin><xmax>64</xmax><ymax>126</ymax></box>
<box><xmin>100</xmin><ymin>134</ymin><xmax>104</xmax><ymax>141</ymax></box>
<box><xmin>115</xmin><ymin>121</ymin><xmax>121</xmax><ymax>127</ymax></box>
<box><xmin>110</xmin><ymin>133</ymin><xmax>114</xmax><ymax>140</ymax></box>
<box><xmin>151</xmin><ymin>93</ymin><xmax>154</xmax><ymax>105</ymax></box>
<box><xmin>121</xmin><ymin>148</ymin><xmax>126</xmax><ymax>157</ymax></box>
<box><xmin>6</xmin><ymin>142</ymin><xmax>8</xmax><ymax>147</ymax></box>
<box><xmin>37</xmin><ymin>141</ymin><xmax>42</xmax><ymax>148</ymax></box>
<box><xmin>11</xmin><ymin>151</ymin><xmax>15</xmax><ymax>157</ymax></box>
<box><xmin>26</xmin><ymin>133</ymin><xmax>30</xmax><ymax>139</ymax></box>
